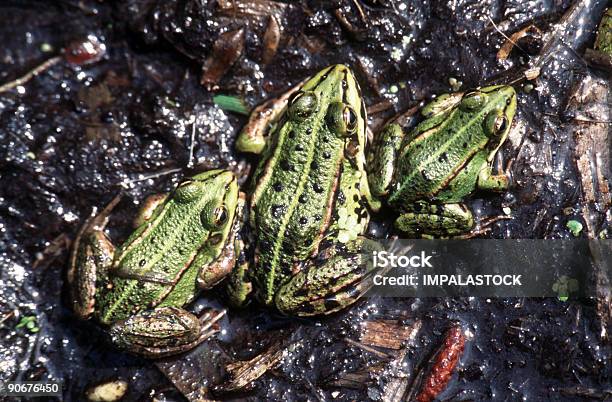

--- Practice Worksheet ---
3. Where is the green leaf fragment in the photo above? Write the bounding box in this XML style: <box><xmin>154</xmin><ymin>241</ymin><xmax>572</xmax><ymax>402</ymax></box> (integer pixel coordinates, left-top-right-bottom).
<box><xmin>566</xmin><ymin>220</ymin><xmax>583</xmax><ymax>237</ymax></box>
<box><xmin>16</xmin><ymin>315</ymin><xmax>38</xmax><ymax>331</ymax></box>
<box><xmin>213</xmin><ymin>95</ymin><xmax>250</xmax><ymax>115</ymax></box>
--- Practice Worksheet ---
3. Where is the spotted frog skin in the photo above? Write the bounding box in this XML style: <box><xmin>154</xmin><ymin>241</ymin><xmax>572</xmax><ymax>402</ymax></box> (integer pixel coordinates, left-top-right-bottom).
<box><xmin>368</xmin><ymin>85</ymin><xmax>517</xmax><ymax>237</ymax></box>
<box><xmin>68</xmin><ymin>170</ymin><xmax>242</xmax><ymax>357</ymax></box>
<box><xmin>230</xmin><ymin>64</ymin><xmax>382</xmax><ymax>316</ymax></box>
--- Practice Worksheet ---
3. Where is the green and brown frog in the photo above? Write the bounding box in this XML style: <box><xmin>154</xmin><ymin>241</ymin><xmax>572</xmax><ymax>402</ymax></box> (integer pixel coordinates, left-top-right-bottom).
<box><xmin>367</xmin><ymin>85</ymin><xmax>517</xmax><ymax>237</ymax></box>
<box><xmin>68</xmin><ymin>170</ymin><xmax>243</xmax><ymax>357</ymax></box>
<box><xmin>229</xmin><ymin>64</ymin><xmax>383</xmax><ymax>316</ymax></box>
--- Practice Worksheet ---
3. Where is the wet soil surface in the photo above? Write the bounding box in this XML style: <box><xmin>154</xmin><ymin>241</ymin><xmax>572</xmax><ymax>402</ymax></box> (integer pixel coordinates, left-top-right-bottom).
<box><xmin>1</xmin><ymin>1</ymin><xmax>610</xmax><ymax>401</ymax></box>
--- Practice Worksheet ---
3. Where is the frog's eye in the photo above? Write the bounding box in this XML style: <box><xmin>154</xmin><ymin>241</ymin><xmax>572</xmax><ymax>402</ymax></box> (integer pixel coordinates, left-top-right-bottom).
<box><xmin>288</xmin><ymin>91</ymin><xmax>318</xmax><ymax>120</ymax></box>
<box><xmin>327</xmin><ymin>102</ymin><xmax>358</xmax><ymax>137</ymax></box>
<box><xmin>201</xmin><ymin>203</ymin><xmax>229</xmax><ymax>230</ymax></box>
<box><xmin>344</xmin><ymin>105</ymin><xmax>359</xmax><ymax>133</ymax></box>
<box><xmin>460</xmin><ymin>91</ymin><xmax>486</xmax><ymax>111</ymax></box>
<box><xmin>213</xmin><ymin>206</ymin><xmax>229</xmax><ymax>227</ymax></box>
<box><xmin>174</xmin><ymin>181</ymin><xmax>203</xmax><ymax>202</ymax></box>
<box><xmin>484</xmin><ymin>111</ymin><xmax>509</xmax><ymax>136</ymax></box>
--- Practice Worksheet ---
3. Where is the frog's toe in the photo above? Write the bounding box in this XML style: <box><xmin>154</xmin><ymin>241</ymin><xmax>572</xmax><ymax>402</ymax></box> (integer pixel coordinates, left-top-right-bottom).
<box><xmin>109</xmin><ymin>307</ymin><xmax>225</xmax><ymax>358</ymax></box>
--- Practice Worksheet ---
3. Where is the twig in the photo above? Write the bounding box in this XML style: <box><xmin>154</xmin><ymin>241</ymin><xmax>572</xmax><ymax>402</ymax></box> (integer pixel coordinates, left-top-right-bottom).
<box><xmin>120</xmin><ymin>168</ymin><xmax>182</xmax><ymax>186</ymax></box>
<box><xmin>0</xmin><ymin>56</ymin><xmax>62</xmax><ymax>93</ymax></box>
<box><xmin>187</xmin><ymin>117</ymin><xmax>197</xmax><ymax>168</ymax></box>
<box><xmin>343</xmin><ymin>337</ymin><xmax>393</xmax><ymax>359</ymax></box>
<box><xmin>487</xmin><ymin>16</ymin><xmax>527</xmax><ymax>56</ymax></box>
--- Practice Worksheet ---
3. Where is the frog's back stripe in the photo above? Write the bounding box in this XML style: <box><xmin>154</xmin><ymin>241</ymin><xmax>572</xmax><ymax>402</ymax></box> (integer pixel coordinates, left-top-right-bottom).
<box><xmin>251</xmin><ymin>122</ymin><xmax>343</xmax><ymax>303</ymax></box>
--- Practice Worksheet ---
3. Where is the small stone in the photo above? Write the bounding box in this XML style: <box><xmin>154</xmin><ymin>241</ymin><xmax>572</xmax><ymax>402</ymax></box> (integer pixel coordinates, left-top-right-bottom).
<box><xmin>41</xmin><ymin>43</ymin><xmax>54</xmax><ymax>53</ymax></box>
<box><xmin>86</xmin><ymin>379</ymin><xmax>128</xmax><ymax>402</ymax></box>
<box><xmin>448</xmin><ymin>77</ymin><xmax>462</xmax><ymax>91</ymax></box>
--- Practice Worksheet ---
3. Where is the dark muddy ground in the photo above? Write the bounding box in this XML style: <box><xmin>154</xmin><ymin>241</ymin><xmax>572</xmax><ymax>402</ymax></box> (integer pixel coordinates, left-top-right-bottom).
<box><xmin>0</xmin><ymin>1</ymin><xmax>610</xmax><ymax>401</ymax></box>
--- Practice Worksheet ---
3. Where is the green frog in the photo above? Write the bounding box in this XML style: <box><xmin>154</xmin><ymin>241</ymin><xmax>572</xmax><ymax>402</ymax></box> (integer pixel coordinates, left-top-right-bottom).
<box><xmin>595</xmin><ymin>8</ymin><xmax>612</xmax><ymax>56</ymax></box>
<box><xmin>68</xmin><ymin>170</ymin><xmax>243</xmax><ymax>357</ymax></box>
<box><xmin>230</xmin><ymin>64</ymin><xmax>382</xmax><ymax>316</ymax></box>
<box><xmin>367</xmin><ymin>85</ymin><xmax>517</xmax><ymax>237</ymax></box>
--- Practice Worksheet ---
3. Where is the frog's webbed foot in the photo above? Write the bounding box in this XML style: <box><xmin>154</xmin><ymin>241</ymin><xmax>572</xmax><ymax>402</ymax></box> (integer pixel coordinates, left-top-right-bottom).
<box><xmin>109</xmin><ymin>307</ymin><xmax>226</xmax><ymax>358</ymax></box>
<box><xmin>68</xmin><ymin>195</ymin><xmax>121</xmax><ymax>319</ymax></box>
<box><xmin>395</xmin><ymin>202</ymin><xmax>474</xmax><ymax>238</ymax></box>
<box><xmin>275</xmin><ymin>239</ymin><xmax>380</xmax><ymax>316</ymax></box>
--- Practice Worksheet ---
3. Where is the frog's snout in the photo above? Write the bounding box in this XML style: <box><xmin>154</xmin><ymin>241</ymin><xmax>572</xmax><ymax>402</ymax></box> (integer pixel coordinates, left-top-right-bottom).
<box><xmin>330</xmin><ymin>63</ymin><xmax>349</xmax><ymax>72</ymax></box>
<box><xmin>324</xmin><ymin>64</ymin><xmax>353</xmax><ymax>81</ymax></box>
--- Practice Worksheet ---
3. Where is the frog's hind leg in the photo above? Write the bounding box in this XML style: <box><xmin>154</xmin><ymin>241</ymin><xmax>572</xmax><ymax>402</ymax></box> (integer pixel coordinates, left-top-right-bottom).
<box><xmin>109</xmin><ymin>307</ymin><xmax>226</xmax><ymax>358</ymax></box>
<box><xmin>395</xmin><ymin>202</ymin><xmax>474</xmax><ymax>238</ymax></box>
<box><xmin>275</xmin><ymin>239</ymin><xmax>380</xmax><ymax>316</ymax></box>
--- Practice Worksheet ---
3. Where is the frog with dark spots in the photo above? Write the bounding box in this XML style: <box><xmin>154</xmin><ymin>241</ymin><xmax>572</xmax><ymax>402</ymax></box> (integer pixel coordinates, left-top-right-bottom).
<box><xmin>230</xmin><ymin>64</ymin><xmax>382</xmax><ymax>316</ymax></box>
<box><xmin>368</xmin><ymin>85</ymin><xmax>517</xmax><ymax>237</ymax></box>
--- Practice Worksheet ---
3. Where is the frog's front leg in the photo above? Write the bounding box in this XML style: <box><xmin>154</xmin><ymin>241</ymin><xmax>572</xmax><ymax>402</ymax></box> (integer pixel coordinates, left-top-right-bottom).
<box><xmin>197</xmin><ymin>193</ymin><xmax>247</xmax><ymax>289</ymax></box>
<box><xmin>68</xmin><ymin>195</ymin><xmax>122</xmax><ymax>319</ymax></box>
<box><xmin>394</xmin><ymin>202</ymin><xmax>474</xmax><ymax>238</ymax></box>
<box><xmin>109</xmin><ymin>307</ymin><xmax>225</xmax><ymax>358</ymax></box>
<box><xmin>477</xmin><ymin>164</ymin><xmax>509</xmax><ymax>192</ymax></box>
<box><xmin>225</xmin><ymin>194</ymin><xmax>253</xmax><ymax>307</ymax></box>
<box><xmin>235</xmin><ymin>78</ymin><xmax>306</xmax><ymax>154</ymax></box>
<box><xmin>226</xmin><ymin>257</ymin><xmax>252</xmax><ymax>308</ymax></box>
<box><xmin>274</xmin><ymin>239</ymin><xmax>380</xmax><ymax>316</ymax></box>
<box><xmin>367</xmin><ymin>123</ymin><xmax>405</xmax><ymax>197</ymax></box>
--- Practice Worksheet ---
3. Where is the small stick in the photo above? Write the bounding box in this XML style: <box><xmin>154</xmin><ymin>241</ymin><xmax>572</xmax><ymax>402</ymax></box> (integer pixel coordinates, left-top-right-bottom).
<box><xmin>0</xmin><ymin>56</ymin><xmax>62</xmax><ymax>93</ymax></box>
<box><xmin>120</xmin><ymin>168</ymin><xmax>182</xmax><ymax>186</ymax></box>
<box><xmin>343</xmin><ymin>337</ymin><xmax>393</xmax><ymax>359</ymax></box>
<box><xmin>187</xmin><ymin>118</ymin><xmax>197</xmax><ymax>168</ymax></box>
